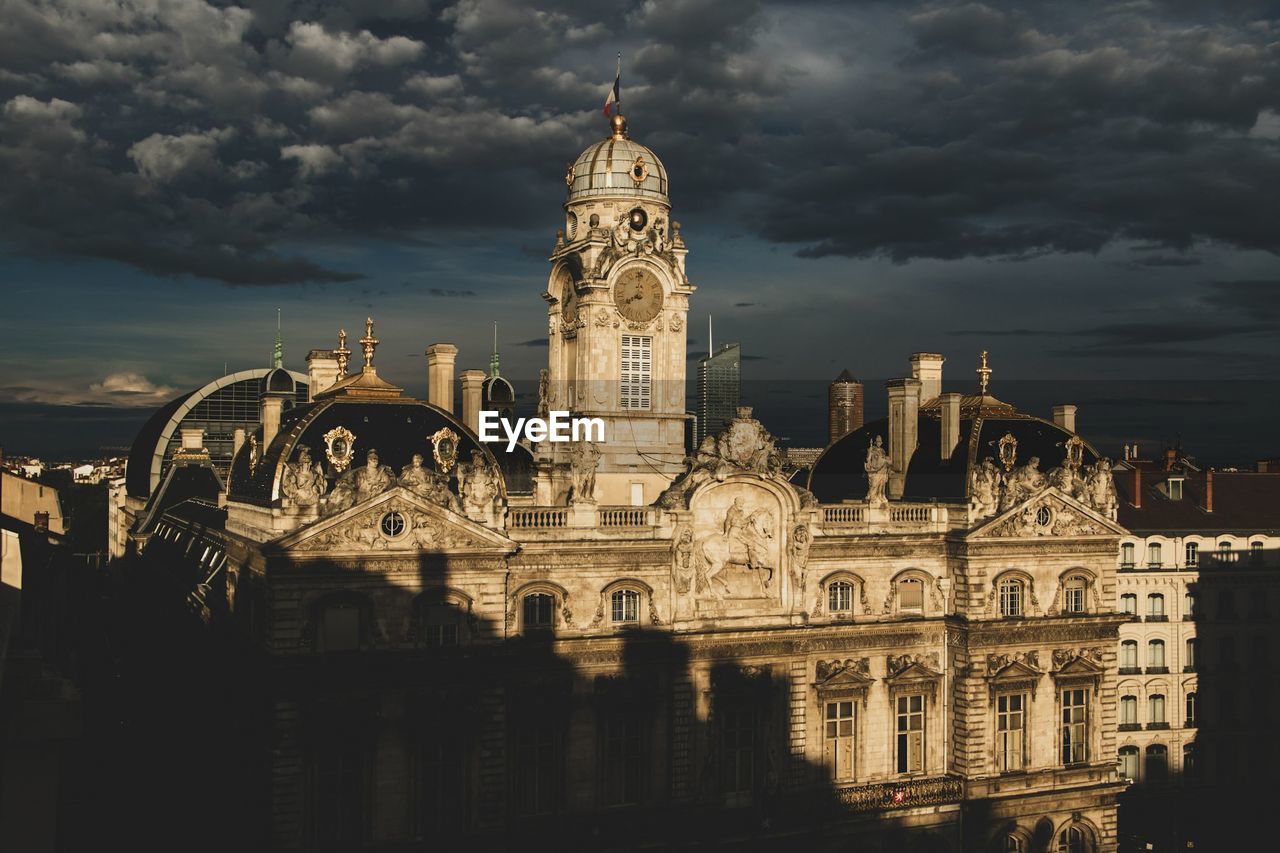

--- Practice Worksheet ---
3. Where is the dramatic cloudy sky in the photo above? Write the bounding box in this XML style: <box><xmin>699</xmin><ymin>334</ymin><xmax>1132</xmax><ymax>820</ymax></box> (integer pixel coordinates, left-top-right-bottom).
<box><xmin>2</xmin><ymin>1</ymin><xmax>1279</xmax><ymax>458</ymax></box>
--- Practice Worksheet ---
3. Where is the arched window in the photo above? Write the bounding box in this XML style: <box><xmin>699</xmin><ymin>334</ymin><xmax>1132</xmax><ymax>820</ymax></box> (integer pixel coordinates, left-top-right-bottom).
<box><xmin>1147</xmin><ymin>640</ymin><xmax>1166</xmax><ymax>670</ymax></box>
<box><xmin>1120</xmin><ymin>543</ymin><xmax>1135</xmax><ymax>567</ymax></box>
<box><xmin>522</xmin><ymin>592</ymin><xmax>556</xmax><ymax>631</ymax></box>
<box><xmin>1001</xmin><ymin>834</ymin><xmax>1024</xmax><ymax>853</ymax></box>
<box><xmin>897</xmin><ymin>577</ymin><xmax>925</xmax><ymax>615</ymax></box>
<box><xmin>828</xmin><ymin>580</ymin><xmax>854</xmax><ymax>615</ymax></box>
<box><xmin>1250</xmin><ymin>540</ymin><xmax>1265</xmax><ymax>564</ymax></box>
<box><xmin>1147</xmin><ymin>593</ymin><xmax>1165</xmax><ymax>619</ymax></box>
<box><xmin>1144</xmin><ymin>744</ymin><xmax>1168</xmax><ymax>782</ymax></box>
<box><xmin>1185</xmin><ymin>692</ymin><xmax>1197</xmax><ymax>726</ymax></box>
<box><xmin>1183</xmin><ymin>589</ymin><xmax>1197</xmax><ymax>619</ymax></box>
<box><xmin>1118</xmin><ymin>745</ymin><xmax>1139</xmax><ymax>780</ymax></box>
<box><xmin>1120</xmin><ymin>594</ymin><xmax>1137</xmax><ymax>616</ymax></box>
<box><xmin>1185</xmin><ymin>541</ymin><xmax>1199</xmax><ymax>567</ymax></box>
<box><xmin>1148</xmin><ymin>694</ymin><xmax>1166</xmax><ymax>725</ymax></box>
<box><xmin>1119</xmin><ymin>695</ymin><xmax>1137</xmax><ymax>727</ymax></box>
<box><xmin>1147</xmin><ymin>542</ymin><xmax>1162</xmax><ymax>567</ymax></box>
<box><xmin>1056</xmin><ymin>825</ymin><xmax>1088</xmax><ymax>853</ymax></box>
<box><xmin>999</xmin><ymin>578</ymin><xmax>1024</xmax><ymax>618</ymax></box>
<box><xmin>610</xmin><ymin>589</ymin><xmax>640</xmax><ymax>624</ymax></box>
<box><xmin>1063</xmin><ymin>576</ymin><xmax>1087</xmax><ymax>614</ymax></box>
<box><xmin>1217</xmin><ymin>541</ymin><xmax>1232</xmax><ymax>562</ymax></box>
<box><xmin>1120</xmin><ymin>641</ymin><xmax>1137</xmax><ymax>670</ymax></box>
<box><xmin>1185</xmin><ymin>638</ymin><xmax>1198</xmax><ymax>670</ymax></box>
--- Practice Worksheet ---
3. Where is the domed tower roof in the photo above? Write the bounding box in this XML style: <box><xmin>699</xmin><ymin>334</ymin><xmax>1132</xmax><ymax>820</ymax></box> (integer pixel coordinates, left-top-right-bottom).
<box><xmin>261</xmin><ymin>366</ymin><xmax>296</xmax><ymax>395</ymax></box>
<box><xmin>566</xmin><ymin>114</ymin><xmax>668</xmax><ymax>205</ymax></box>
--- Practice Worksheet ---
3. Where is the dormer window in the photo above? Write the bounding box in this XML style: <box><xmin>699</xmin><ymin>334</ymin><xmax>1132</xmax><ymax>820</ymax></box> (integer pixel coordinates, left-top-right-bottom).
<box><xmin>1167</xmin><ymin>478</ymin><xmax>1183</xmax><ymax>500</ymax></box>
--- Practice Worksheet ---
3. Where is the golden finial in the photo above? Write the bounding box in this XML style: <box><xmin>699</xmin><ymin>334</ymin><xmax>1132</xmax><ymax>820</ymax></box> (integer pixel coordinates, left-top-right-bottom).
<box><xmin>359</xmin><ymin>317</ymin><xmax>378</xmax><ymax>372</ymax></box>
<box><xmin>609</xmin><ymin>112</ymin><xmax>628</xmax><ymax>140</ymax></box>
<box><xmin>977</xmin><ymin>350</ymin><xmax>992</xmax><ymax>395</ymax></box>
<box><xmin>333</xmin><ymin>329</ymin><xmax>351</xmax><ymax>377</ymax></box>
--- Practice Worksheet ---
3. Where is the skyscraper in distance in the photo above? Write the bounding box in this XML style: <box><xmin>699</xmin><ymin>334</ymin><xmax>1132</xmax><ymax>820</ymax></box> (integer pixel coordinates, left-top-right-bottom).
<box><xmin>828</xmin><ymin>368</ymin><xmax>864</xmax><ymax>444</ymax></box>
<box><xmin>697</xmin><ymin>321</ymin><xmax>740</xmax><ymax>445</ymax></box>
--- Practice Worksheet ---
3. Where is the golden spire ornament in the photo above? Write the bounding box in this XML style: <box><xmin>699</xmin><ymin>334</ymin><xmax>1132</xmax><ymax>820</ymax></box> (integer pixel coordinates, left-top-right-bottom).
<box><xmin>359</xmin><ymin>317</ymin><xmax>379</xmax><ymax>371</ymax></box>
<box><xmin>334</xmin><ymin>329</ymin><xmax>351</xmax><ymax>377</ymax></box>
<box><xmin>977</xmin><ymin>350</ymin><xmax>992</xmax><ymax>395</ymax></box>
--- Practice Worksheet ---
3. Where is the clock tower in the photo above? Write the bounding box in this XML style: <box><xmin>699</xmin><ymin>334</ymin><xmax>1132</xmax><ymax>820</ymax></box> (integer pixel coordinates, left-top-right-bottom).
<box><xmin>540</xmin><ymin>112</ymin><xmax>693</xmax><ymax>506</ymax></box>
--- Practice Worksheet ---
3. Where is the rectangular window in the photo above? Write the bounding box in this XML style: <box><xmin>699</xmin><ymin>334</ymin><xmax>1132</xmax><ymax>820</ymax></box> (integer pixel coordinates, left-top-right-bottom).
<box><xmin>898</xmin><ymin>579</ymin><xmax>924</xmax><ymax>613</ymax></box>
<box><xmin>1147</xmin><ymin>543</ymin><xmax>1162</xmax><ymax>567</ymax></box>
<box><xmin>1121</xmin><ymin>594</ymin><xmax>1137</xmax><ymax>616</ymax></box>
<box><xmin>896</xmin><ymin>694</ymin><xmax>925</xmax><ymax>774</ymax></box>
<box><xmin>418</xmin><ymin>738</ymin><xmax>465</xmax><ymax>833</ymax></box>
<box><xmin>629</xmin><ymin>482</ymin><xmax>645</xmax><ymax>506</ymax></box>
<box><xmin>513</xmin><ymin>721</ymin><xmax>558</xmax><ymax>816</ymax></box>
<box><xmin>1149</xmin><ymin>694</ymin><xmax>1166</xmax><ymax>724</ymax></box>
<box><xmin>620</xmin><ymin>335</ymin><xmax>652</xmax><ymax>410</ymax></box>
<box><xmin>996</xmin><ymin>694</ymin><xmax>1026</xmax><ymax>772</ymax></box>
<box><xmin>1185</xmin><ymin>542</ymin><xmax>1199</xmax><ymax>567</ymax></box>
<box><xmin>722</xmin><ymin>709</ymin><xmax>755</xmax><ymax>793</ymax></box>
<box><xmin>1061</xmin><ymin>689</ymin><xmax>1088</xmax><ymax>765</ymax></box>
<box><xmin>1168</xmin><ymin>478</ymin><xmax>1183</xmax><ymax>500</ymax></box>
<box><xmin>823</xmin><ymin>700</ymin><xmax>856</xmax><ymax>782</ymax></box>
<box><xmin>601</xmin><ymin>714</ymin><xmax>644</xmax><ymax>806</ymax></box>
<box><xmin>321</xmin><ymin>604</ymin><xmax>360</xmax><ymax>652</ymax></box>
<box><xmin>313</xmin><ymin>747</ymin><xmax>364</xmax><ymax>844</ymax></box>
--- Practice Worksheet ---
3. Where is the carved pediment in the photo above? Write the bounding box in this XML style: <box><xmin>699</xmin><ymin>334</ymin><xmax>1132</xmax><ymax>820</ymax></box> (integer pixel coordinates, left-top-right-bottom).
<box><xmin>987</xmin><ymin>651</ymin><xmax>1042</xmax><ymax>679</ymax></box>
<box><xmin>1051</xmin><ymin>647</ymin><xmax>1106</xmax><ymax>682</ymax></box>
<box><xmin>815</xmin><ymin>658</ymin><xmax>874</xmax><ymax>692</ymax></box>
<box><xmin>272</xmin><ymin>486</ymin><xmax>516</xmax><ymax>556</ymax></box>
<box><xmin>971</xmin><ymin>488</ymin><xmax>1126</xmax><ymax>540</ymax></box>
<box><xmin>886</xmin><ymin>653</ymin><xmax>942</xmax><ymax>683</ymax></box>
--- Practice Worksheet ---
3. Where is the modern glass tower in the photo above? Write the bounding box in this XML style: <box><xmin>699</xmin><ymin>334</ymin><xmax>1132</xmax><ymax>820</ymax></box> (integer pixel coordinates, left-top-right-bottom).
<box><xmin>697</xmin><ymin>342</ymin><xmax>741</xmax><ymax>445</ymax></box>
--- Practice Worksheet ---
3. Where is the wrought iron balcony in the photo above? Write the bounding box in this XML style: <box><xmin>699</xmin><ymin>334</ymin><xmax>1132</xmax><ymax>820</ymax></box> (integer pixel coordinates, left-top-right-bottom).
<box><xmin>834</xmin><ymin>775</ymin><xmax>963</xmax><ymax>813</ymax></box>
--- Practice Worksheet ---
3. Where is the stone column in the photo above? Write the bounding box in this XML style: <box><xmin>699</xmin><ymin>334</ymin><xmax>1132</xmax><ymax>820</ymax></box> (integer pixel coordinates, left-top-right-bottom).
<box><xmin>460</xmin><ymin>369</ymin><xmax>485</xmax><ymax>434</ymax></box>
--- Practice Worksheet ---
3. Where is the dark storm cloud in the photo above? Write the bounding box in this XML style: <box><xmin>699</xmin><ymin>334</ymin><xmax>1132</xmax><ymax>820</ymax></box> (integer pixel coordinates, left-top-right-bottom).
<box><xmin>1201</xmin><ymin>280</ymin><xmax>1280</xmax><ymax>318</ymax></box>
<box><xmin>3</xmin><ymin>1</ymin><xmax>1280</xmax><ymax>283</ymax></box>
<box><xmin>428</xmin><ymin>287</ymin><xmax>478</xmax><ymax>297</ymax></box>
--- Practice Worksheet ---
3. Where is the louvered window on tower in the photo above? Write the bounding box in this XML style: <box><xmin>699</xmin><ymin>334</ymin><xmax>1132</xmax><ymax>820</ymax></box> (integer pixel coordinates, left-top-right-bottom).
<box><xmin>620</xmin><ymin>335</ymin><xmax>652</xmax><ymax>410</ymax></box>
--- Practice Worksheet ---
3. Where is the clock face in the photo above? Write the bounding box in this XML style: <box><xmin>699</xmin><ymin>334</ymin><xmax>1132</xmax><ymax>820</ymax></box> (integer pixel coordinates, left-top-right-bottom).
<box><xmin>613</xmin><ymin>266</ymin><xmax>664</xmax><ymax>323</ymax></box>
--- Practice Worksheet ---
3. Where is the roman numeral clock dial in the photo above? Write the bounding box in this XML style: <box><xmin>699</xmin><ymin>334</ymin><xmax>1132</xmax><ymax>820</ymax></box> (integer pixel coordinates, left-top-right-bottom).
<box><xmin>613</xmin><ymin>266</ymin><xmax>664</xmax><ymax>323</ymax></box>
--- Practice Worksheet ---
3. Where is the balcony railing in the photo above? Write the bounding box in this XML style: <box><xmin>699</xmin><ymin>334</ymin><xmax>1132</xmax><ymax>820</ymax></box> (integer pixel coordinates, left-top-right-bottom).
<box><xmin>507</xmin><ymin>507</ymin><xmax>568</xmax><ymax>529</ymax></box>
<box><xmin>823</xmin><ymin>505</ymin><xmax>865</xmax><ymax>525</ymax></box>
<box><xmin>597</xmin><ymin>506</ymin><xmax>651</xmax><ymax>528</ymax></box>
<box><xmin>834</xmin><ymin>775</ymin><xmax>963</xmax><ymax>814</ymax></box>
<box><xmin>820</xmin><ymin>502</ymin><xmax>956</xmax><ymax>533</ymax></box>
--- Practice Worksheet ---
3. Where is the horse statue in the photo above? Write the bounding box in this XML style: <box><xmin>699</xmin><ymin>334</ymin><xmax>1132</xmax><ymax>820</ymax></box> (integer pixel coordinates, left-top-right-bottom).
<box><xmin>696</xmin><ymin>500</ymin><xmax>777</xmax><ymax>598</ymax></box>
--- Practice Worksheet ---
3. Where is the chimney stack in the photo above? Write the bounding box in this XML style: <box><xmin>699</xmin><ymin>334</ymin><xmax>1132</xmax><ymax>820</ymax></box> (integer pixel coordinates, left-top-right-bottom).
<box><xmin>426</xmin><ymin>343</ymin><xmax>458</xmax><ymax>412</ymax></box>
<box><xmin>1164</xmin><ymin>447</ymin><xmax>1177</xmax><ymax>471</ymax></box>
<box><xmin>460</xmin><ymin>370</ymin><xmax>485</xmax><ymax>434</ymax></box>
<box><xmin>909</xmin><ymin>353</ymin><xmax>945</xmax><ymax>403</ymax></box>
<box><xmin>306</xmin><ymin>349</ymin><xmax>340</xmax><ymax>401</ymax></box>
<box><xmin>886</xmin><ymin>378</ymin><xmax>922</xmax><ymax>499</ymax></box>
<box><xmin>1052</xmin><ymin>404</ymin><xmax>1077</xmax><ymax>433</ymax></box>
<box><xmin>1204</xmin><ymin>469</ymin><xmax>1214</xmax><ymax>513</ymax></box>
<box><xmin>1132</xmin><ymin>468</ymin><xmax>1142</xmax><ymax>509</ymax></box>
<box><xmin>940</xmin><ymin>392</ymin><xmax>962</xmax><ymax>460</ymax></box>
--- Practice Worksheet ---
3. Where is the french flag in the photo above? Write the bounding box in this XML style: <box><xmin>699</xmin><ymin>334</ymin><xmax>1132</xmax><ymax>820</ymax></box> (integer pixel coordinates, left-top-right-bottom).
<box><xmin>603</xmin><ymin>54</ymin><xmax>621</xmax><ymax>116</ymax></box>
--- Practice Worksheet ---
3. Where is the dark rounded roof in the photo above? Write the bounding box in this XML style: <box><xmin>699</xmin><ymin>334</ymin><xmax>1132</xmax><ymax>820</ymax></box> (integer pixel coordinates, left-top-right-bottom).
<box><xmin>126</xmin><ymin>392</ymin><xmax>192</xmax><ymax>499</ymax></box>
<box><xmin>262</xmin><ymin>367</ymin><xmax>296</xmax><ymax>394</ymax></box>
<box><xmin>228</xmin><ymin>395</ymin><xmax>519</xmax><ymax>506</ymax></box>
<box><xmin>482</xmin><ymin>374</ymin><xmax>515</xmax><ymax>404</ymax></box>
<box><xmin>807</xmin><ymin>411</ymin><xmax>1101</xmax><ymax>504</ymax></box>
<box><xmin>124</xmin><ymin>368</ymin><xmax>309</xmax><ymax>500</ymax></box>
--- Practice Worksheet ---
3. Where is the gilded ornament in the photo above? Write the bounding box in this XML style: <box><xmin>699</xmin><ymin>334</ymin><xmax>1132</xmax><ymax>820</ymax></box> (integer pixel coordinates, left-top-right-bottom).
<box><xmin>323</xmin><ymin>426</ymin><xmax>357</xmax><ymax>472</ymax></box>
